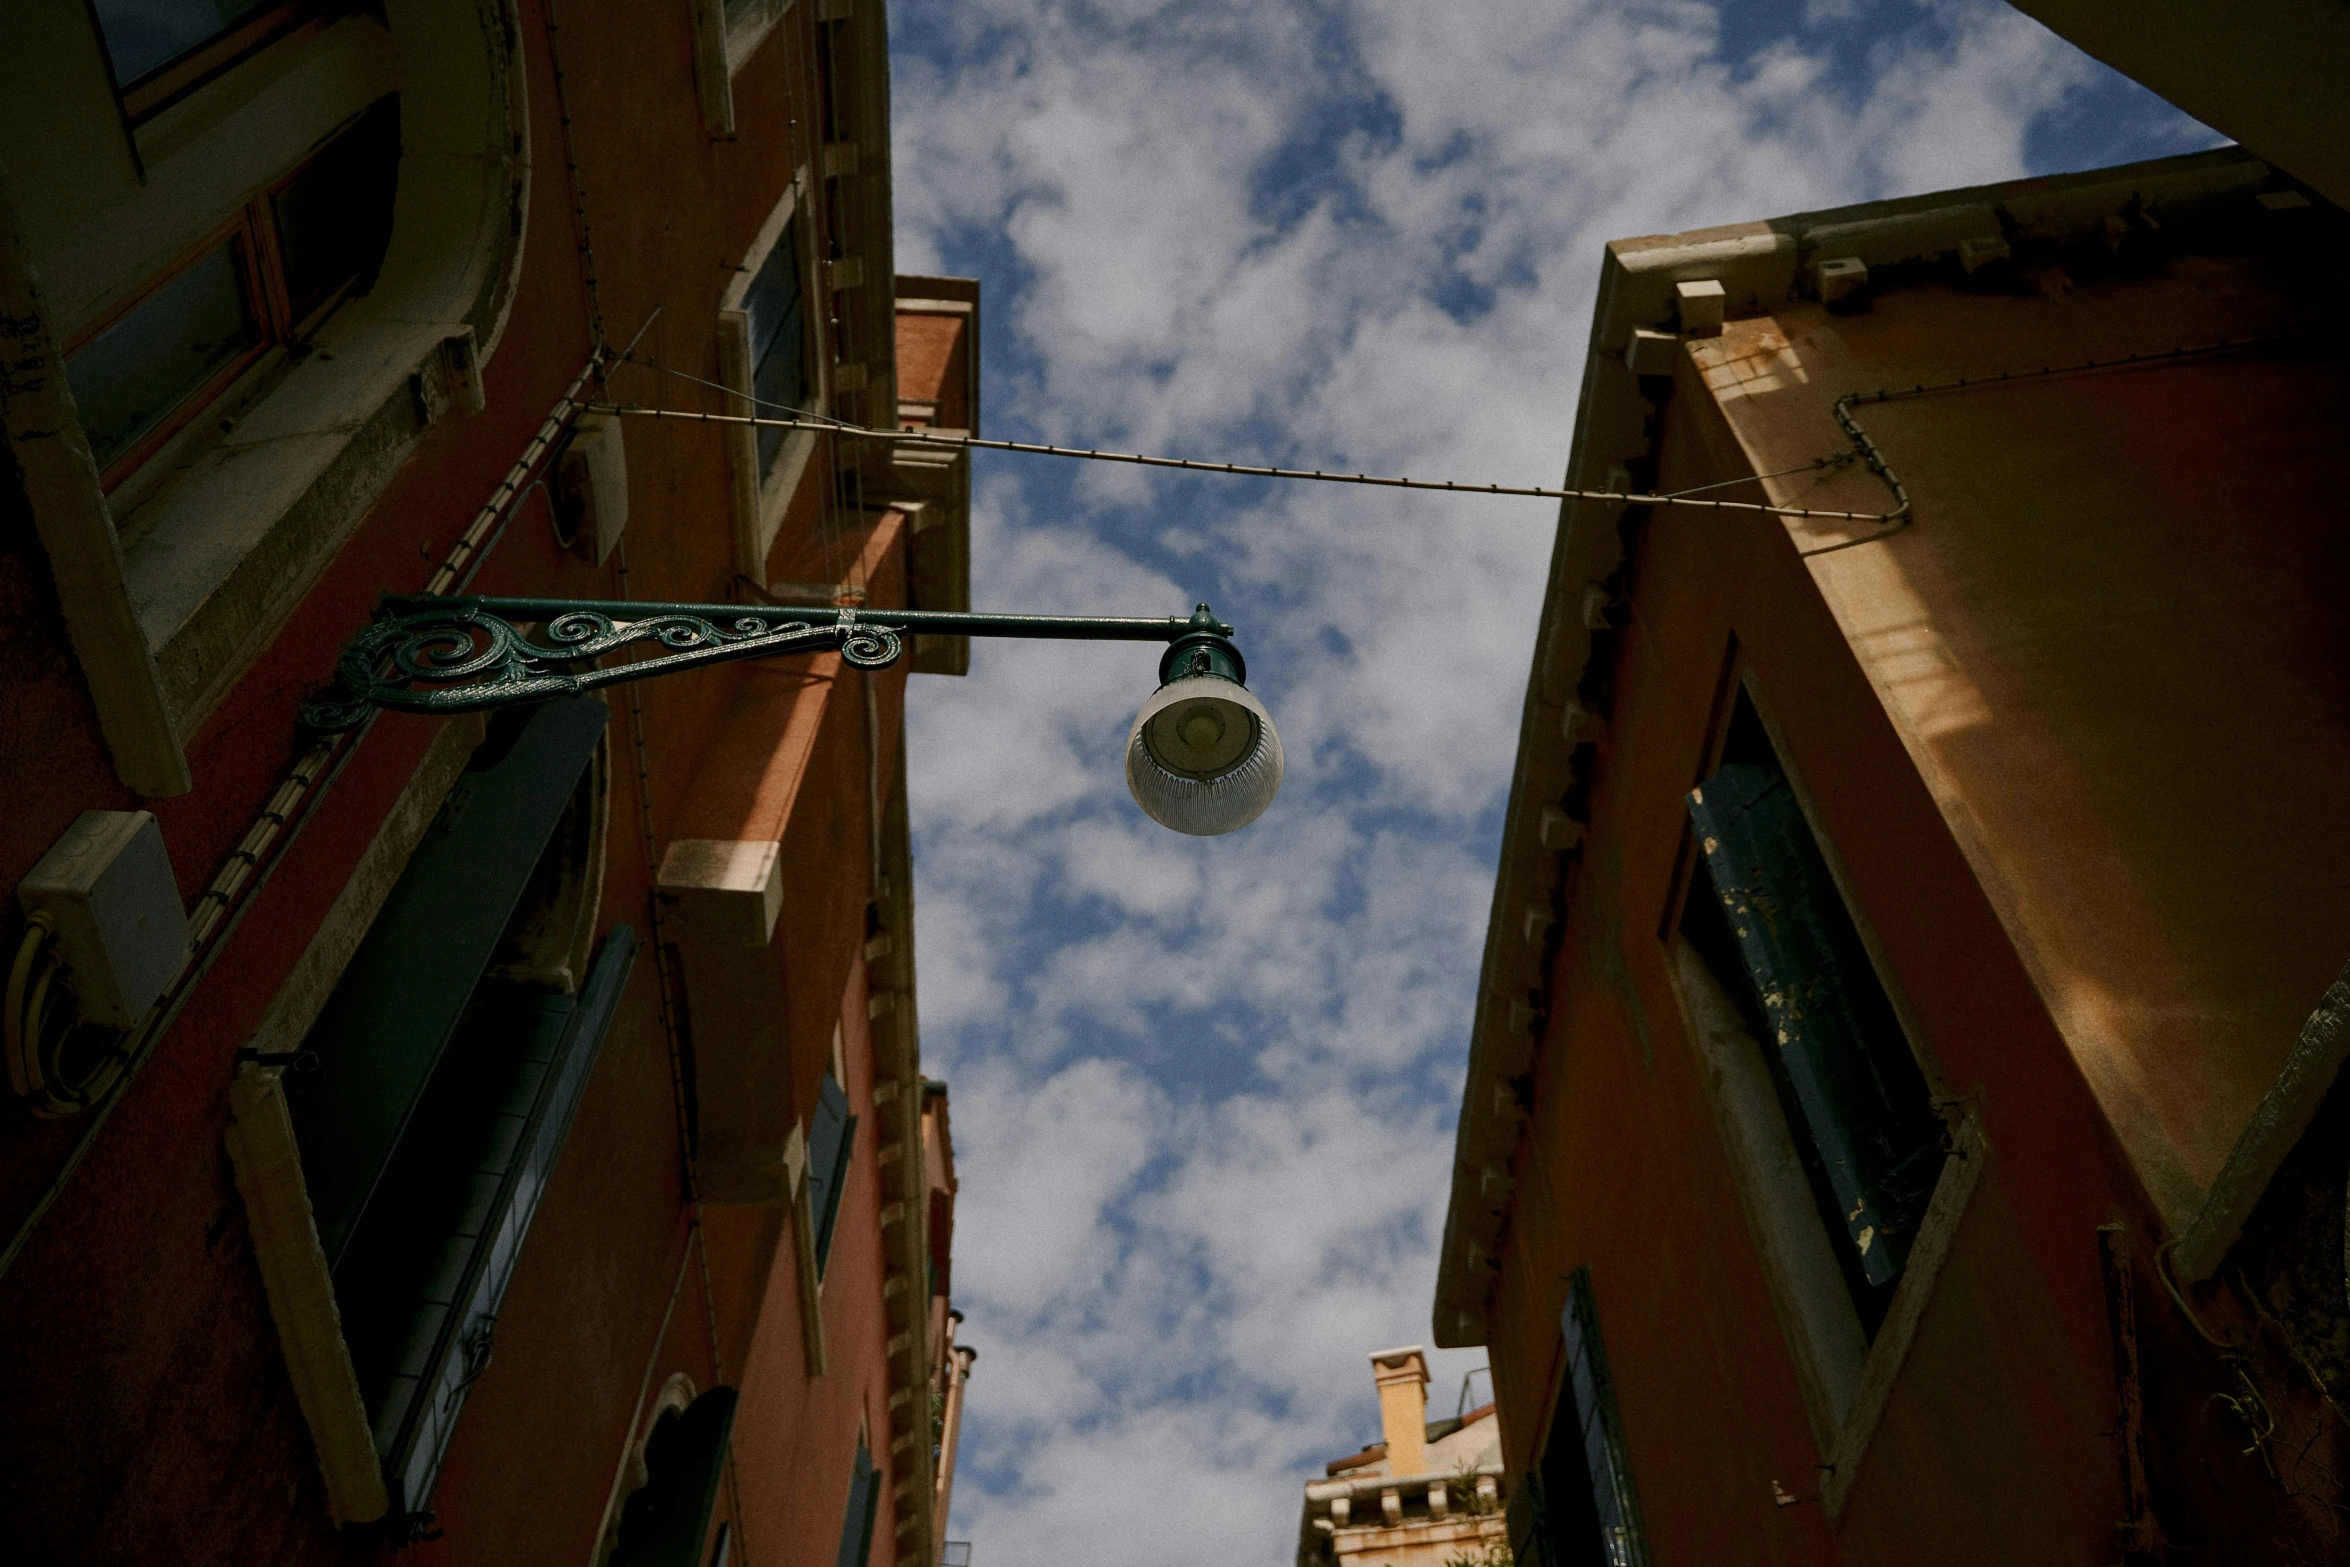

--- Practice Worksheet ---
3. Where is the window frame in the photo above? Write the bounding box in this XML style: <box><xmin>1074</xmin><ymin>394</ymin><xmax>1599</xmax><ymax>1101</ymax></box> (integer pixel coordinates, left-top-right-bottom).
<box><xmin>1659</xmin><ymin>665</ymin><xmax>1989</xmax><ymax>1516</ymax></box>
<box><xmin>61</xmin><ymin>90</ymin><xmax>399</xmax><ymax>497</ymax></box>
<box><xmin>0</xmin><ymin>2</ymin><xmax>529</xmax><ymax>793</ymax></box>
<box><xmin>61</xmin><ymin>210</ymin><xmax>276</xmax><ymax>491</ymax></box>
<box><xmin>91</xmin><ymin>0</ymin><xmax>349</xmax><ymax>126</ymax></box>
<box><xmin>718</xmin><ymin>172</ymin><xmax>825</xmax><ymax>582</ymax></box>
<box><xmin>1682</xmin><ymin>693</ymin><xmax>1943</xmax><ymax>1305</ymax></box>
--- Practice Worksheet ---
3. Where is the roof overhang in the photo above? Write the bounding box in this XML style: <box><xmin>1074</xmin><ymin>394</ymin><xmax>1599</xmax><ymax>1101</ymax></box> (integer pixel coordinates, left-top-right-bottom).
<box><xmin>2000</xmin><ymin>0</ymin><xmax>2350</xmax><ymax>212</ymax></box>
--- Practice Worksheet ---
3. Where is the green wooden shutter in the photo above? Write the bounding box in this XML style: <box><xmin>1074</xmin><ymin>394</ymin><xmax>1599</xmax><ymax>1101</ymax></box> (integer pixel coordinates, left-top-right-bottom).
<box><xmin>1687</xmin><ymin>762</ymin><xmax>1938</xmax><ymax>1286</ymax></box>
<box><xmin>807</xmin><ymin>1074</ymin><xmax>856</xmax><ymax>1275</ymax></box>
<box><xmin>1527</xmin><ymin>1270</ymin><xmax>1649</xmax><ymax>1567</ymax></box>
<box><xmin>612</xmin><ymin>1387</ymin><xmax>741</xmax><ymax>1567</ymax></box>
<box><xmin>291</xmin><ymin>696</ymin><xmax>608</xmax><ymax>1268</ymax></box>
<box><xmin>353</xmin><ymin>926</ymin><xmax>640</xmax><ymax>1518</ymax></box>
<box><xmin>1561</xmin><ymin>1271</ymin><xmax>1646</xmax><ymax>1567</ymax></box>
<box><xmin>1506</xmin><ymin>1469</ymin><xmax>1549</xmax><ymax>1567</ymax></box>
<box><xmin>835</xmin><ymin>1443</ymin><xmax>881</xmax><ymax>1567</ymax></box>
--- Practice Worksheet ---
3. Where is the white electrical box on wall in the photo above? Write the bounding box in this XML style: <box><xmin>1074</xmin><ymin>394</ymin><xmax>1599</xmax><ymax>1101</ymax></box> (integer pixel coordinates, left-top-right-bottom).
<box><xmin>557</xmin><ymin>412</ymin><xmax>630</xmax><ymax>565</ymax></box>
<box><xmin>18</xmin><ymin>811</ymin><xmax>189</xmax><ymax>1028</ymax></box>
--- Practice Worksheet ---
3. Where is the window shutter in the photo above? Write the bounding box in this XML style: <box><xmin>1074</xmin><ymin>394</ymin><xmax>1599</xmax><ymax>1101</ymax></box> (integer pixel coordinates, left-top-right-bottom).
<box><xmin>806</xmin><ymin>1074</ymin><xmax>856</xmax><ymax>1274</ymax></box>
<box><xmin>835</xmin><ymin>1443</ymin><xmax>881</xmax><ymax>1567</ymax></box>
<box><xmin>1562</xmin><ymin>1274</ymin><xmax>1645</xmax><ymax>1567</ymax></box>
<box><xmin>290</xmin><ymin>696</ymin><xmax>608</xmax><ymax>1268</ymax></box>
<box><xmin>1505</xmin><ymin>1469</ymin><xmax>1548</xmax><ymax>1567</ymax></box>
<box><xmin>1686</xmin><ymin>763</ymin><xmax>1939</xmax><ymax>1286</ymax></box>
<box><xmin>612</xmin><ymin>1387</ymin><xmax>741</xmax><ymax>1567</ymax></box>
<box><xmin>1531</xmin><ymin>1270</ymin><xmax>1648</xmax><ymax>1567</ymax></box>
<box><xmin>354</xmin><ymin>925</ymin><xmax>640</xmax><ymax>1516</ymax></box>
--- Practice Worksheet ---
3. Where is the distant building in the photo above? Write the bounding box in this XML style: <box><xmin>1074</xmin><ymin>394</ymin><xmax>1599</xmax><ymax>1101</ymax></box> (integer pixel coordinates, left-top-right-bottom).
<box><xmin>1298</xmin><ymin>1347</ymin><xmax>1507</xmax><ymax>1567</ymax></box>
<box><xmin>1433</xmin><ymin>143</ymin><xmax>2350</xmax><ymax>1561</ymax></box>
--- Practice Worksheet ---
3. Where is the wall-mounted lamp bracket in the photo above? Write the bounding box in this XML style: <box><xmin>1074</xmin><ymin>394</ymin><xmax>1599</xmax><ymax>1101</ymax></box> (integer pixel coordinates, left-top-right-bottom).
<box><xmin>303</xmin><ymin>594</ymin><xmax>1237</xmax><ymax>732</ymax></box>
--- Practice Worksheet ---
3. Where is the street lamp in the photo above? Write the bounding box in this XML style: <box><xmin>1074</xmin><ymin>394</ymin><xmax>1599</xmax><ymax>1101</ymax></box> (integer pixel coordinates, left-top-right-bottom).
<box><xmin>1125</xmin><ymin>615</ymin><xmax>1283</xmax><ymax>836</ymax></box>
<box><xmin>305</xmin><ymin>596</ymin><xmax>1284</xmax><ymax>835</ymax></box>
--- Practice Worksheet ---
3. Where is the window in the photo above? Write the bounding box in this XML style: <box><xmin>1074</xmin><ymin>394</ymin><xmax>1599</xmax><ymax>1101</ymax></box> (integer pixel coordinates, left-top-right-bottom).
<box><xmin>1509</xmin><ymin>1269</ymin><xmax>1648</xmax><ymax>1567</ymax></box>
<box><xmin>62</xmin><ymin>93</ymin><xmax>399</xmax><ymax>491</ymax></box>
<box><xmin>806</xmin><ymin>1071</ymin><xmax>857</xmax><ymax>1279</ymax></box>
<box><xmin>1681</xmin><ymin>693</ymin><xmax>1941</xmax><ymax>1333</ymax></box>
<box><xmin>718</xmin><ymin>183</ymin><xmax>823</xmax><ymax>580</ymax></box>
<box><xmin>64</xmin><ymin>236</ymin><xmax>264</xmax><ymax>480</ymax></box>
<box><xmin>0</xmin><ymin>0</ymin><xmax>525</xmax><ymax>793</ymax></box>
<box><xmin>610</xmin><ymin>1388</ymin><xmax>741</xmax><ymax>1567</ymax></box>
<box><xmin>90</xmin><ymin>0</ymin><xmax>349</xmax><ymax>122</ymax></box>
<box><xmin>279</xmin><ymin>695</ymin><xmax>631</xmax><ymax>1525</ymax></box>
<box><xmin>836</xmin><ymin>1441</ymin><xmax>882</xmax><ymax>1567</ymax></box>
<box><xmin>743</xmin><ymin>220</ymin><xmax>809</xmax><ymax>475</ymax></box>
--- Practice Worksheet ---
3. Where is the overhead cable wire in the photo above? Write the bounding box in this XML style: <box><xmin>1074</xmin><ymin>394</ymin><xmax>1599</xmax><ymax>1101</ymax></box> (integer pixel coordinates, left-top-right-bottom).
<box><xmin>597</xmin><ymin>324</ymin><xmax>2341</xmax><ymax>549</ymax></box>
<box><xmin>595</xmin><ymin>347</ymin><xmax>1908</xmax><ymax>522</ymax></box>
<box><xmin>588</xmin><ymin>395</ymin><xmax>1914</xmax><ymax>524</ymax></box>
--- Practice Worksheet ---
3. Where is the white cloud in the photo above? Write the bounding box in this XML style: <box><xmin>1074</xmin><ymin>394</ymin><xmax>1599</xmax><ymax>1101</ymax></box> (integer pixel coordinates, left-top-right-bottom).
<box><xmin>894</xmin><ymin>1</ymin><xmax>2212</xmax><ymax>1560</ymax></box>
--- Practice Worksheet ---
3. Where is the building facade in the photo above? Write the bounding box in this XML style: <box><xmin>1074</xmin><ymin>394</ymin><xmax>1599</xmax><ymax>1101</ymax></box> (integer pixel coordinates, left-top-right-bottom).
<box><xmin>0</xmin><ymin>1</ymin><xmax>978</xmax><ymax>1564</ymax></box>
<box><xmin>1434</xmin><ymin>145</ymin><xmax>2350</xmax><ymax>1564</ymax></box>
<box><xmin>1297</xmin><ymin>1348</ymin><xmax>1507</xmax><ymax>1567</ymax></box>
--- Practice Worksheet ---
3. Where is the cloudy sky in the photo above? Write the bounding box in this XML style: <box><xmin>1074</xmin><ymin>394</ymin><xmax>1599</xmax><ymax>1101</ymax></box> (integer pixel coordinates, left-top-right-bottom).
<box><xmin>885</xmin><ymin>2</ymin><xmax>2214</xmax><ymax>1559</ymax></box>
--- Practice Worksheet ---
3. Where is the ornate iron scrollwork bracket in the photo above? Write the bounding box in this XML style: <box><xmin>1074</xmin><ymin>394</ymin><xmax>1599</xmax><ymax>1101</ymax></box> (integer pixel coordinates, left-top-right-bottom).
<box><xmin>301</xmin><ymin>599</ymin><xmax>904</xmax><ymax>732</ymax></box>
<box><xmin>303</xmin><ymin>595</ymin><xmax>1231</xmax><ymax>732</ymax></box>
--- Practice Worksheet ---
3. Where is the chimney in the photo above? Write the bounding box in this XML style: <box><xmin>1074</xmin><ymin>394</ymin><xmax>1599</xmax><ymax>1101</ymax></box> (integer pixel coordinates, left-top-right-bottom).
<box><xmin>1369</xmin><ymin>1345</ymin><xmax>1431</xmax><ymax>1477</ymax></box>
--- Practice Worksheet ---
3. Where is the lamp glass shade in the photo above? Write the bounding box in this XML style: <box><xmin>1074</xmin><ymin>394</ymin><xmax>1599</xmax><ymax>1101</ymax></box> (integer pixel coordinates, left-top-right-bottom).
<box><xmin>1125</xmin><ymin>676</ymin><xmax>1284</xmax><ymax>835</ymax></box>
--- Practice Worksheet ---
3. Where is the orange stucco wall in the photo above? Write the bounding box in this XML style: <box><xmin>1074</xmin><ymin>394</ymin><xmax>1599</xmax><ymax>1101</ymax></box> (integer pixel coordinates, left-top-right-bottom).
<box><xmin>1696</xmin><ymin>259</ymin><xmax>2350</xmax><ymax>1221</ymax></box>
<box><xmin>895</xmin><ymin>313</ymin><xmax>971</xmax><ymax>430</ymax></box>
<box><xmin>1483</xmin><ymin>251</ymin><xmax>2341</xmax><ymax>1561</ymax></box>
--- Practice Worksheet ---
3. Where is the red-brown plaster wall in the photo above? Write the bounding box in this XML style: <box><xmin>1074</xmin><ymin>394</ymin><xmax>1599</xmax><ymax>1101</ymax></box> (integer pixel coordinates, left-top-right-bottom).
<box><xmin>1693</xmin><ymin>262</ymin><xmax>2350</xmax><ymax>1217</ymax></box>
<box><xmin>0</xmin><ymin>0</ymin><xmax>928</xmax><ymax>1562</ymax></box>
<box><xmin>1485</xmin><ymin>253</ymin><xmax>2337</xmax><ymax>1561</ymax></box>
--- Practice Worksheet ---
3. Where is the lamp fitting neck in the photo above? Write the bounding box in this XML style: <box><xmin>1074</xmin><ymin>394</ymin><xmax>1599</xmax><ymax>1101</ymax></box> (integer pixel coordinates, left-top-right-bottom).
<box><xmin>1158</xmin><ymin>603</ymin><xmax>1247</xmax><ymax>687</ymax></box>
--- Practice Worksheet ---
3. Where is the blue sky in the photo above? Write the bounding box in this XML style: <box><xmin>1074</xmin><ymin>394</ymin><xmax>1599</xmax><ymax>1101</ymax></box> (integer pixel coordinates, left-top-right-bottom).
<box><xmin>886</xmin><ymin>2</ymin><xmax>2216</xmax><ymax>1559</ymax></box>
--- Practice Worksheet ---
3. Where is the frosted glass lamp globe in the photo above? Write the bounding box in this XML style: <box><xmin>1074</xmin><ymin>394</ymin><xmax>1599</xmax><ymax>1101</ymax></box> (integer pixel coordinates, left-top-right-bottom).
<box><xmin>1125</xmin><ymin>675</ymin><xmax>1284</xmax><ymax>835</ymax></box>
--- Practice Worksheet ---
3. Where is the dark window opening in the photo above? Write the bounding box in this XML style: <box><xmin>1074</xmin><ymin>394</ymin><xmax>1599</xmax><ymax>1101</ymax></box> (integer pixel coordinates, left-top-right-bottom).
<box><xmin>611</xmin><ymin>1388</ymin><xmax>741</xmax><ymax>1567</ymax></box>
<box><xmin>272</xmin><ymin>95</ymin><xmax>401</xmax><ymax>323</ymax></box>
<box><xmin>815</xmin><ymin>20</ymin><xmax>841</xmax><ymax>143</ymax></box>
<box><xmin>61</xmin><ymin>93</ymin><xmax>400</xmax><ymax>492</ymax></box>
<box><xmin>285</xmin><ymin>697</ymin><xmax>631</xmax><ymax>1520</ymax></box>
<box><xmin>1682</xmin><ymin>691</ymin><xmax>1941</xmax><ymax>1336</ymax></box>
<box><xmin>1513</xmin><ymin>1269</ymin><xmax>1648</xmax><ymax>1567</ymax></box>
<box><xmin>744</xmin><ymin>222</ymin><xmax>808</xmax><ymax>474</ymax></box>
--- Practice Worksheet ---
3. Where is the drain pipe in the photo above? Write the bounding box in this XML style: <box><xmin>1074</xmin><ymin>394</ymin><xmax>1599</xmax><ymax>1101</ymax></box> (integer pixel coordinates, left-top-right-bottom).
<box><xmin>933</xmin><ymin>1317</ymin><xmax>976</xmax><ymax>1551</ymax></box>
